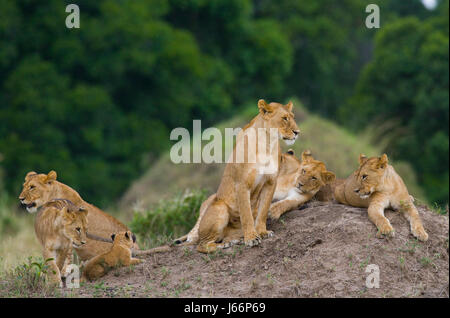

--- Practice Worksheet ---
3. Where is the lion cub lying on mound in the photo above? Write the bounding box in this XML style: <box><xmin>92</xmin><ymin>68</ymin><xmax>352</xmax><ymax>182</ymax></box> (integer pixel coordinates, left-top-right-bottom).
<box><xmin>19</xmin><ymin>170</ymin><xmax>137</xmax><ymax>261</ymax></box>
<box><xmin>82</xmin><ymin>231</ymin><xmax>142</xmax><ymax>281</ymax></box>
<box><xmin>34</xmin><ymin>199</ymin><xmax>88</xmax><ymax>286</ymax></box>
<box><xmin>269</xmin><ymin>150</ymin><xmax>336</xmax><ymax>220</ymax></box>
<box><xmin>334</xmin><ymin>154</ymin><xmax>428</xmax><ymax>241</ymax></box>
<box><xmin>175</xmin><ymin>150</ymin><xmax>335</xmax><ymax>246</ymax></box>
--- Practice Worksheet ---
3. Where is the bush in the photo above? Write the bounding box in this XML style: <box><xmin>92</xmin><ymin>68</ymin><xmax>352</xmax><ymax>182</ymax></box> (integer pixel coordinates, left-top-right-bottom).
<box><xmin>129</xmin><ymin>189</ymin><xmax>208</xmax><ymax>248</ymax></box>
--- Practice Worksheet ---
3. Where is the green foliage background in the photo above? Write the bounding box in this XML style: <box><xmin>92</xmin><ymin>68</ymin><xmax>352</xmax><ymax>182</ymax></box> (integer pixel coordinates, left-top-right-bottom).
<box><xmin>0</xmin><ymin>0</ymin><xmax>448</xmax><ymax>206</ymax></box>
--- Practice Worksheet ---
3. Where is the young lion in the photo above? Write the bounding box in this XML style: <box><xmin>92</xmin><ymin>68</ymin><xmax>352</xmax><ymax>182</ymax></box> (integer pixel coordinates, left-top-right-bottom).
<box><xmin>192</xmin><ymin>100</ymin><xmax>300</xmax><ymax>253</ymax></box>
<box><xmin>34</xmin><ymin>199</ymin><xmax>88</xmax><ymax>287</ymax></box>
<box><xmin>175</xmin><ymin>150</ymin><xmax>334</xmax><ymax>246</ymax></box>
<box><xmin>269</xmin><ymin>150</ymin><xmax>336</xmax><ymax>220</ymax></box>
<box><xmin>334</xmin><ymin>154</ymin><xmax>428</xmax><ymax>241</ymax></box>
<box><xmin>19</xmin><ymin>171</ymin><xmax>137</xmax><ymax>261</ymax></box>
<box><xmin>81</xmin><ymin>231</ymin><xmax>142</xmax><ymax>281</ymax></box>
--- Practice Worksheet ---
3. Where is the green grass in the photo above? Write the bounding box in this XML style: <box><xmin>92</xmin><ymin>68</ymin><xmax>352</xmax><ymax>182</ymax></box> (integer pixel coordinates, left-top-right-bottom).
<box><xmin>129</xmin><ymin>189</ymin><xmax>208</xmax><ymax>248</ymax></box>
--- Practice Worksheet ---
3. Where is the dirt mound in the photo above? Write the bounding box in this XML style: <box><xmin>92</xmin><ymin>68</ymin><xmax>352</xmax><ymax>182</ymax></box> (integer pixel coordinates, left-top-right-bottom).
<box><xmin>78</xmin><ymin>203</ymin><xmax>449</xmax><ymax>298</ymax></box>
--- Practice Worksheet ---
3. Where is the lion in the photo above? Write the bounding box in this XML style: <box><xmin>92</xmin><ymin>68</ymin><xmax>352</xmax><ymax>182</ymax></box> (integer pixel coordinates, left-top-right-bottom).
<box><xmin>34</xmin><ymin>199</ymin><xmax>88</xmax><ymax>287</ymax></box>
<box><xmin>193</xmin><ymin>99</ymin><xmax>299</xmax><ymax>253</ymax></box>
<box><xmin>19</xmin><ymin>171</ymin><xmax>136</xmax><ymax>261</ymax></box>
<box><xmin>81</xmin><ymin>231</ymin><xmax>142</xmax><ymax>281</ymax></box>
<box><xmin>334</xmin><ymin>154</ymin><xmax>428</xmax><ymax>241</ymax></box>
<box><xmin>174</xmin><ymin>149</ymin><xmax>335</xmax><ymax>246</ymax></box>
<box><xmin>269</xmin><ymin>149</ymin><xmax>336</xmax><ymax>220</ymax></box>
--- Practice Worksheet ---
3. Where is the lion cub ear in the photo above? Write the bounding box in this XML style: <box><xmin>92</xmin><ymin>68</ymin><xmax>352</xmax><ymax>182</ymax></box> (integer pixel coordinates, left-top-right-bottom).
<box><xmin>78</xmin><ymin>206</ymin><xmax>89</xmax><ymax>216</ymax></box>
<box><xmin>359</xmin><ymin>154</ymin><xmax>368</xmax><ymax>165</ymax></box>
<box><xmin>286</xmin><ymin>149</ymin><xmax>295</xmax><ymax>155</ymax></box>
<box><xmin>25</xmin><ymin>171</ymin><xmax>37</xmax><ymax>181</ymax></box>
<box><xmin>301</xmin><ymin>150</ymin><xmax>312</xmax><ymax>162</ymax></box>
<box><xmin>284</xmin><ymin>101</ymin><xmax>293</xmax><ymax>112</ymax></box>
<box><xmin>45</xmin><ymin>170</ymin><xmax>57</xmax><ymax>183</ymax></box>
<box><xmin>321</xmin><ymin>171</ymin><xmax>336</xmax><ymax>184</ymax></box>
<box><xmin>111</xmin><ymin>234</ymin><xmax>116</xmax><ymax>241</ymax></box>
<box><xmin>377</xmin><ymin>153</ymin><xmax>388</xmax><ymax>169</ymax></box>
<box><xmin>258</xmin><ymin>99</ymin><xmax>274</xmax><ymax>116</ymax></box>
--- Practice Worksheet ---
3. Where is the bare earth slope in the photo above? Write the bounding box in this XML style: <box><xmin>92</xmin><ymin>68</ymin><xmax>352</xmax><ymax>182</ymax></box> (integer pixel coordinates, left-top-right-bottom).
<box><xmin>79</xmin><ymin>203</ymin><xmax>449</xmax><ymax>298</ymax></box>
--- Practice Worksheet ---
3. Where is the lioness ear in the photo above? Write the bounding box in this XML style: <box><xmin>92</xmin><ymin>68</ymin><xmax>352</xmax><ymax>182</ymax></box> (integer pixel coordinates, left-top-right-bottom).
<box><xmin>284</xmin><ymin>101</ymin><xmax>293</xmax><ymax>112</ymax></box>
<box><xmin>45</xmin><ymin>170</ymin><xmax>57</xmax><ymax>183</ymax></box>
<box><xmin>359</xmin><ymin>154</ymin><xmax>368</xmax><ymax>165</ymax></box>
<box><xmin>286</xmin><ymin>149</ymin><xmax>295</xmax><ymax>155</ymax></box>
<box><xmin>78</xmin><ymin>206</ymin><xmax>88</xmax><ymax>216</ymax></box>
<box><xmin>258</xmin><ymin>99</ymin><xmax>274</xmax><ymax>116</ymax></box>
<box><xmin>321</xmin><ymin>171</ymin><xmax>336</xmax><ymax>184</ymax></box>
<box><xmin>378</xmin><ymin>153</ymin><xmax>388</xmax><ymax>169</ymax></box>
<box><xmin>111</xmin><ymin>234</ymin><xmax>116</xmax><ymax>241</ymax></box>
<box><xmin>25</xmin><ymin>171</ymin><xmax>37</xmax><ymax>181</ymax></box>
<box><xmin>301</xmin><ymin>150</ymin><xmax>312</xmax><ymax>162</ymax></box>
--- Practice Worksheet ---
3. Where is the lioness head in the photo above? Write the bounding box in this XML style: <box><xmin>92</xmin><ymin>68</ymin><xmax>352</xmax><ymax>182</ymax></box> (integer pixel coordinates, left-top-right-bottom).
<box><xmin>110</xmin><ymin>231</ymin><xmax>136</xmax><ymax>249</ymax></box>
<box><xmin>19</xmin><ymin>171</ymin><xmax>58</xmax><ymax>213</ymax></box>
<box><xmin>258</xmin><ymin>99</ymin><xmax>299</xmax><ymax>146</ymax></box>
<box><xmin>61</xmin><ymin>206</ymin><xmax>88</xmax><ymax>248</ymax></box>
<box><xmin>295</xmin><ymin>150</ymin><xmax>336</xmax><ymax>195</ymax></box>
<box><xmin>354</xmin><ymin>154</ymin><xmax>389</xmax><ymax>199</ymax></box>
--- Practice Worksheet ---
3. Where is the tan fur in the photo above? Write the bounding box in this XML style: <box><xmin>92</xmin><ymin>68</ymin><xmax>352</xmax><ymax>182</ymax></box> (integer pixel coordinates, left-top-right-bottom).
<box><xmin>183</xmin><ymin>100</ymin><xmax>300</xmax><ymax>253</ymax></box>
<box><xmin>334</xmin><ymin>154</ymin><xmax>428</xmax><ymax>241</ymax></box>
<box><xmin>19</xmin><ymin>171</ymin><xmax>136</xmax><ymax>261</ymax></box>
<box><xmin>269</xmin><ymin>150</ymin><xmax>336</xmax><ymax>220</ymax></box>
<box><xmin>82</xmin><ymin>231</ymin><xmax>142</xmax><ymax>281</ymax></box>
<box><xmin>34</xmin><ymin>199</ymin><xmax>88</xmax><ymax>286</ymax></box>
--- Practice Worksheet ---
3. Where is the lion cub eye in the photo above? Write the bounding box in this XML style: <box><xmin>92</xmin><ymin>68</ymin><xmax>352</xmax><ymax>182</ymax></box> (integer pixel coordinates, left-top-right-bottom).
<box><xmin>282</xmin><ymin>117</ymin><xmax>288</xmax><ymax>121</ymax></box>
<box><xmin>362</xmin><ymin>174</ymin><xmax>368</xmax><ymax>180</ymax></box>
<box><xmin>311</xmin><ymin>176</ymin><xmax>317</xmax><ymax>180</ymax></box>
<box><xmin>30</xmin><ymin>185</ymin><xmax>35</xmax><ymax>190</ymax></box>
<box><xmin>76</xmin><ymin>227</ymin><xmax>81</xmax><ymax>233</ymax></box>
<box><xmin>302</xmin><ymin>169</ymin><xmax>306</xmax><ymax>175</ymax></box>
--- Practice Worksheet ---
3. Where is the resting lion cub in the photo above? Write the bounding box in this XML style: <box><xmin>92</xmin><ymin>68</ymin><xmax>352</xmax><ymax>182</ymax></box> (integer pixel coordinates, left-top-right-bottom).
<box><xmin>34</xmin><ymin>199</ymin><xmax>88</xmax><ymax>287</ymax></box>
<box><xmin>82</xmin><ymin>231</ymin><xmax>142</xmax><ymax>281</ymax></box>
<box><xmin>334</xmin><ymin>154</ymin><xmax>428</xmax><ymax>241</ymax></box>
<box><xmin>269</xmin><ymin>150</ymin><xmax>336</xmax><ymax>220</ymax></box>
<box><xmin>19</xmin><ymin>171</ymin><xmax>136</xmax><ymax>261</ymax></box>
<box><xmin>196</xmin><ymin>100</ymin><xmax>299</xmax><ymax>253</ymax></box>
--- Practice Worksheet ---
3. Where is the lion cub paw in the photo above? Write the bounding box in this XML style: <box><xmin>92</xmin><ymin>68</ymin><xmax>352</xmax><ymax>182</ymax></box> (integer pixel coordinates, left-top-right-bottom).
<box><xmin>412</xmin><ymin>223</ymin><xmax>428</xmax><ymax>242</ymax></box>
<box><xmin>376</xmin><ymin>223</ymin><xmax>395</xmax><ymax>238</ymax></box>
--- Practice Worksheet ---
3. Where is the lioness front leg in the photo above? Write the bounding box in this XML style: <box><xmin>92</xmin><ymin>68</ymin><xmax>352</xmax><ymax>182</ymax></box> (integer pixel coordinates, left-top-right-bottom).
<box><xmin>237</xmin><ymin>185</ymin><xmax>260</xmax><ymax>247</ymax></box>
<box><xmin>255</xmin><ymin>180</ymin><xmax>276</xmax><ymax>238</ymax></box>
<box><xmin>401</xmin><ymin>201</ymin><xmax>428</xmax><ymax>241</ymax></box>
<box><xmin>367</xmin><ymin>198</ymin><xmax>394</xmax><ymax>237</ymax></box>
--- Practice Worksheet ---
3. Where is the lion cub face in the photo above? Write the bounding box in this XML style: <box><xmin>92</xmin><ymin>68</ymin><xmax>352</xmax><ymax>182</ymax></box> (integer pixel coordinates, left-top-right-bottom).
<box><xmin>258</xmin><ymin>99</ymin><xmax>299</xmax><ymax>146</ymax></box>
<box><xmin>295</xmin><ymin>150</ymin><xmax>335</xmax><ymax>195</ymax></box>
<box><xmin>19</xmin><ymin>171</ymin><xmax>58</xmax><ymax>213</ymax></box>
<box><xmin>61</xmin><ymin>206</ymin><xmax>88</xmax><ymax>248</ymax></box>
<box><xmin>354</xmin><ymin>154</ymin><xmax>389</xmax><ymax>199</ymax></box>
<box><xmin>110</xmin><ymin>231</ymin><xmax>136</xmax><ymax>249</ymax></box>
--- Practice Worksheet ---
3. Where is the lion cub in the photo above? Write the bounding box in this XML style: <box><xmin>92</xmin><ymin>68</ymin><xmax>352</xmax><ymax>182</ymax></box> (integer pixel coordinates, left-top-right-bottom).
<box><xmin>269</xmin><ymin>150</ymin><xmax>336</xmax><ymax>220</ymax></box>
<box><xmin>82</xmin><ymin>231</ymin><xmax>142</xmax><ymax>281</ymax></box>
<box><xmin>334</xmin><ymin>154</ymin><xmax>428</xmax><ymax>241</ymax></box>
<box><xmin>34</xmin><ymin>199</ymin><xmax>88</xmax><ymax>287</ymax></box>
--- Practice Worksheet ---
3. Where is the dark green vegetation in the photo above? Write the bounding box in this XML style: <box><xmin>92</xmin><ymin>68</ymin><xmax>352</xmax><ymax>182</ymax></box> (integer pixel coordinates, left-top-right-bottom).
<box><xmin>0</xmin><ymin>0</ymin><xmax>448</xmax><ymax>206</ymax></box>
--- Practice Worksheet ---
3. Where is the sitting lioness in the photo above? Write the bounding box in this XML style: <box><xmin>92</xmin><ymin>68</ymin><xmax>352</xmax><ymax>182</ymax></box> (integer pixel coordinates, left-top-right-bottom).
<box><xmin>334</xmin><ymin>154</ymin><xmax>428</xmax><ymax>241</ymax></box>
<box><xmin>34</xmin><ymin>199</ymin><xmax>88</xmax><ymax>286</ymax></box>
<box><xmin>82</xmin><ymin>231</ymin><xmax>142</xmax><ymax>281</ymax></box>
<box><xmin>19</xmin><ymin>171</ymin><xmax>136</xmax><ymax>261</ymax></box>
<box><xmin>269</xmin><ymin>150</ymin><xmax>336</xmax><ymax>220</ymax></box>
<box><xmin>175</xmin><ymin>150</ymin><xmax>335</xmax><ymax>245</ymax></box>
<box><xmin>194</xmin><ymin>99</ymin><xmax>299</xmax><ymax>253</ymax></box>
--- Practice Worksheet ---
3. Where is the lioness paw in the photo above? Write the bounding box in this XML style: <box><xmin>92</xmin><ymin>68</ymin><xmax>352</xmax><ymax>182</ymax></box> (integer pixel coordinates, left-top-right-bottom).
<box><xmin>244</xmin><ymin>232</ymin><xmax>261</xmax><ymax>247</ymax></box>
<box><xmin>258</xmin><ymin>230</ymin><xmax>274</xmax><ymax>239</ymax></box>
<box><xmin>412</xmin><ymin>224</ymin><xmax>428</xmax><ymax>242</ymax></box>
